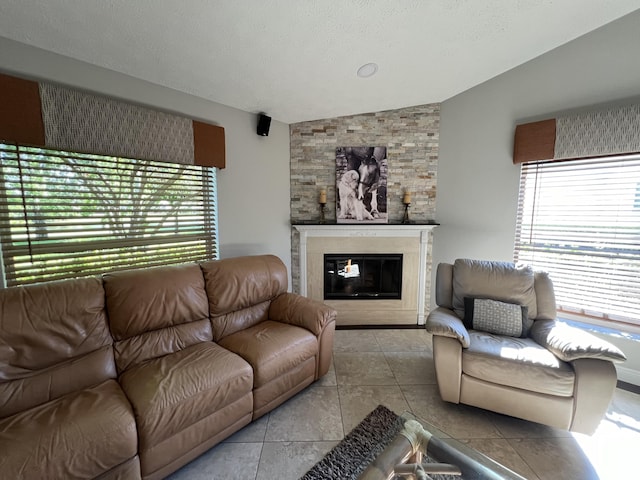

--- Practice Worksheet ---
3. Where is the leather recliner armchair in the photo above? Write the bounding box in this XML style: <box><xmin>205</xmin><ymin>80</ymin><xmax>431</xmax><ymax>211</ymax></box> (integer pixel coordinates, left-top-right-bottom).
<box><xmin>426</xmin><ymin>258</ymin><xmax>626</xmax><ymax>435</ymax></box>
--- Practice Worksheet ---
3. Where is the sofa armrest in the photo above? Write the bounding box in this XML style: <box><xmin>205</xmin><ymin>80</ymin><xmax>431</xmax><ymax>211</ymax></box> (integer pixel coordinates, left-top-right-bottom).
<box><xmin>269</xmin><ymin>293</ymin><xmax>337</xmax><ymax>336</ymax></box>
<box><xmin>426</xmin><ymin>307</ymin><xmax>470</xmax><ymax>348</ymax></box>
<box><xmin>570</xmin><ymin>358</ymin><xmax>618</xmax><ymax>434</ymax></box>
<box><xmin>530</xmin><ymin>319</ymin><xmax>626</xmax><ymax>363</ymax></box>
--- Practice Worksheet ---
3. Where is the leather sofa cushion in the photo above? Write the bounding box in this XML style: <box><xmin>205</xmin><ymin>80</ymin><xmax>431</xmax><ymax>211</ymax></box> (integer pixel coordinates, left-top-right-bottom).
<box><xmin>101</xmin><ymin>457</ymin><xmax>141</xmax><ymax>480</ymax></box>
<box><xmin>0</xmin><ymin>345</ymin><xmax>116</xmax><ymax>419</ymax></box>
<box><xmin>534</xmin><ymin>270</ymin><xmax>557</xmax><ymax>320</ymax></box>
<box><xmin>219</xmin><ymin>320</ymin><xmax>318</xmax><ymax>387</ymax></box>
<box><xmin>104</xmin><ymin>263</ymin><xmax>211</xmax><ymax>372</ymax></box>
<box><xmin>435</xmin><ymin>263</ymin><xmax>454</xmax><ymax>309</ymax></box>
<box><xmin>0</xmin><ymin>380</ymin><xmax>137</xmax><ymax>480</ymax></box>
<box><xmin>209</xmin><ymin>301</ymin><xmax>271</xmax><ymax>343</ymax></box>
<box><xmin>462</xmin><ymin>331</ymin><xmax>575</xmax><ymax>397</ymax></box>
<box><xmin>119</xmin><ymin>342</ymin><xmax>253</xmax><ymax>451</ymax></box>
<box><xmin>140</xmin><ymin>394</ymin><xmax>253</xmax><ymax>479</ymax></box>
<box><xmin>201</xmin><ymin>255</ymin><xmax>288</xmax><ymax>340</ymax></box>
<box><xmin>114</xmin><ymin>318</ymin><xmax>214</xmax><ymax>373</ymax></box>
<box><xmin>104</xmin><ymin>263</ymin><xmax>209</xmax><ymax>341</ymax></box>
<box><xmin>0</xmin><ymin>276</ymin><xmax>115</xmax><ymax>416</ymax></box>
<box><xmin>452</xmin><ymin>258</ymin><xmax>537</xmax><ymax>320</ymax></box>
<box><xmin>253</xmin><ymin>357</ymin><xmax>316</xmax><ymax>419</ymax></box>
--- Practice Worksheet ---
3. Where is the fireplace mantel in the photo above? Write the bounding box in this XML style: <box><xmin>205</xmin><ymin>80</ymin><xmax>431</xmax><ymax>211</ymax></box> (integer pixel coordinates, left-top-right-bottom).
<box><xmin>292</xmin><ymin>222</ymin><xmax>438</xmax><ymax>232</ymax></box>
<box><xmin>293</xmin><ymin>223</ymin><xmax>438</xmax><ymax>325</ymax></box>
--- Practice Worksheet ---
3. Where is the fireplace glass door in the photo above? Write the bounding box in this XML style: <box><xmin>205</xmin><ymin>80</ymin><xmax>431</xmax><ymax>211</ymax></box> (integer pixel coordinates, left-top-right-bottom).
<box><xmin>324</xmin><ymin>254</ymin><xmax>403</xmax><ymax>300</ymax></box>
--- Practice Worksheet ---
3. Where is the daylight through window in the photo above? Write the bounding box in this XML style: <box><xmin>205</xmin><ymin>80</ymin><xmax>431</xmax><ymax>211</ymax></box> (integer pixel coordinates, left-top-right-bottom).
<box><xmin>0</xmin><ymin>143</ymin><xmax>218</xmax><ymax>287</ymax></box>
<box><xmin>514</xmin><ymin>154</ymin><xmax>640</xmax><ymax>326</ymax></box>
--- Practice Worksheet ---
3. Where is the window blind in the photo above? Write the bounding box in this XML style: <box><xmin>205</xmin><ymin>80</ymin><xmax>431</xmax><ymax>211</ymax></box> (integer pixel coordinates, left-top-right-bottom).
<box><xmin>514</xmin><ymin>155</ymin><xmax>640</xmax><ymax>325</ymax></box>
<box><xmin>0</xmin><ymin>143</ymin><xmax>218</xmax><ymax>287</ymax></box>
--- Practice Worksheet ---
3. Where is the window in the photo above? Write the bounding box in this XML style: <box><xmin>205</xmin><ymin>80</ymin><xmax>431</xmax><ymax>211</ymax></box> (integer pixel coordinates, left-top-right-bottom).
<box><xmin>514</xmin><ymin>155</ymin><xmax>640</xmax><ymax>326</ymax></box>
<box><xmin>0</xmin><ymin>143</ymin><xmax>218</xmax><ymax>287</ymax></box>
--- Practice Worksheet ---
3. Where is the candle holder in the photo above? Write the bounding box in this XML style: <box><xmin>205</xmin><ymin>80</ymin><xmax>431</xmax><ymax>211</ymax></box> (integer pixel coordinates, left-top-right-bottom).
<box><xmin>402</xmin><ymin>190</ymin><xmax>412</xmax><ymax>224</ymax></box>
<box><xmin>319</xmin><ymin>201</ymin><xmax>326</xmax><ymax>223</ymax></box>
<box><xmin>402</xmin><ymin>201</ymin><xmax>411</xmax><ymax>224</ymax></box>
<box><xmin>318</xmin><ymin>188</ymin><xmax>327</xmax><ymax>223</ymax></box>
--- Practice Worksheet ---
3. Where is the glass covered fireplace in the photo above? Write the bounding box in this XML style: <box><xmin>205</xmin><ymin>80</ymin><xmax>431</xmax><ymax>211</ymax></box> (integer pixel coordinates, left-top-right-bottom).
<box><xmin>324</xmin><ymin>254</ymin><xmax>403</xmax><ymax>300</ymax></box>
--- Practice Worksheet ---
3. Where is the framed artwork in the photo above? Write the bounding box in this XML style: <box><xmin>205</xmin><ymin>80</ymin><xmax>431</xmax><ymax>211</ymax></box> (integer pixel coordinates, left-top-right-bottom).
<box><xmin>335</xmin><ymin>146</ymin><xmax>388</xmax><ymax>223</ymax></box>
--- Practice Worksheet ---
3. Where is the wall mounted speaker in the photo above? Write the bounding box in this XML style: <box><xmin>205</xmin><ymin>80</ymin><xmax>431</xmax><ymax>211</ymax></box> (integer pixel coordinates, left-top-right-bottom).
<box><xmin>257</xmin><ymin>113</ymin><xmax>271</xmax><ymax>136</ymax></box>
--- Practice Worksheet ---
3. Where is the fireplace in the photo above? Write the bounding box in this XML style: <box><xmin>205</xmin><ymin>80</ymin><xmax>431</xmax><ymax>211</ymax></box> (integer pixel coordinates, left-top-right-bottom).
<box><xmin>324</xmin><ymin>254</ymin><xmax>403</xmax><ymax>300</ymax></box>
<box><xmin>293</xmin><ymin>224</ymin><xmax>437</xmax><ymax>326</ymax></box>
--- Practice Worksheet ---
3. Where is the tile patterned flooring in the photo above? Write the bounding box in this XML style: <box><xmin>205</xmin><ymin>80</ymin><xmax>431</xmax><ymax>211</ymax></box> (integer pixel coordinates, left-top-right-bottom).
<box><xmin>168</xmin><ymin>329</ymin><xmax>640</xmax><ymax>480</ymax></box>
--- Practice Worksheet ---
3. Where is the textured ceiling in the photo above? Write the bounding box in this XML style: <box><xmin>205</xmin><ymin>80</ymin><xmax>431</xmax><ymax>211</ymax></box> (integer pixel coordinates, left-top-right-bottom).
<box><xmin>0</xmin><ymin>1</ymin><xmax>639</xmax><ymax>123</ymax></box>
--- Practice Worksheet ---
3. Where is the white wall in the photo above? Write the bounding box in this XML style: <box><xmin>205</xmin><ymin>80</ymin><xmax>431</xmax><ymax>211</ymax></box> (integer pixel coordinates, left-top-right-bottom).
<box><xmin>435</xmin><ymin>11</ymin><xmax>640</xmax><ymax>383</ymax></box>
<box><xmin>0</xmin><ymin>38</ymin><xmax>293</xmax><ymax>281</ymax></box>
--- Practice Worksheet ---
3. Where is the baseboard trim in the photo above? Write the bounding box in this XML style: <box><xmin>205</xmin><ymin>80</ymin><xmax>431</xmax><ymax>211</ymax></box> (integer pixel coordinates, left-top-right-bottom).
<box><xmin>617</xmin><ymin>380</ymin><xmax>640</xmax><ymax>394</ymax></box>
<box><xmin>336</xmin><ymin>324</ymin><xmax>423</xmax><ymax>330</ymax></box>
<box><xmin>616</xmin><ymin>365</ymin><xmax>640</xmax><ymax>389</ymax></box>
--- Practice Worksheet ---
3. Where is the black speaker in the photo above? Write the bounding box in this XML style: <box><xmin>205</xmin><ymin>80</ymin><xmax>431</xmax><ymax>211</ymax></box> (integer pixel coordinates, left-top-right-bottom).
<box><xmin>257</xmin><ymin>113</ymin><xmax>271</xmax><ymax>136</ymax></box>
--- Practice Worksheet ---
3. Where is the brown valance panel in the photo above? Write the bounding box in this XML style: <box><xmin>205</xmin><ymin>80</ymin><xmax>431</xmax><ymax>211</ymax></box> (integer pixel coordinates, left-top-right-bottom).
<box><xmin>513</xmin><ymin>119</ymin><xmax>556</xmax><ymax>164</ymax></box>
<box><xmin>194</xmin><ymin>121</ymin><xmax>226</xmax><ymax>169</ymax></box>
<box><xmin>0</xmin><ymin>72</ymin><xmax>225</xmax><ymax>168</ymax></box>
<box><xmin>513</xmin><ymin>103</ymin><xmax>640</xmax><ymax>164</ymax></box>
<box><xmin>0</xmin><ymin>74</ymin><xmax>45</xmax><ymax>146</ymax></box>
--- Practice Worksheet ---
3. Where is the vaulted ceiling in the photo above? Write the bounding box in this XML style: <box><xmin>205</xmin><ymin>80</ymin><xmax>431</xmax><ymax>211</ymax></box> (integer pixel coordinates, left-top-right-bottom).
<box><xmin>1</xmin><ymin>1</ymin><xmax>639</xmax><ymax>123</ymax></box>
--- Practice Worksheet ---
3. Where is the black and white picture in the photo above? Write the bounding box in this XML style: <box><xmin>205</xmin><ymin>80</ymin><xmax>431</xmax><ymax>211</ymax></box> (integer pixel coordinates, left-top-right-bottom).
<box><xmin>335</xmin><ymin>146</ymin><xmax>388</xmax><ymax>223</ymax></box>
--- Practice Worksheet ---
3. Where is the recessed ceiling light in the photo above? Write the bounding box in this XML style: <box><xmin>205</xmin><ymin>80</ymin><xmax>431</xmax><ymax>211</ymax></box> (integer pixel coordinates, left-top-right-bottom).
<box><xmin>357</xmin><ymin>63</ymin><xmax>378</xmax><ymax>78</ymax></box>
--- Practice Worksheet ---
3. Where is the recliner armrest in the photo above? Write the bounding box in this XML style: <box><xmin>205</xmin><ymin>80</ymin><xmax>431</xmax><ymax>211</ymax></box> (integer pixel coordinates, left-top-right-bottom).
<box><xmin>426</xmin><ymin>307</ymin><xmax>470</xmax><ymax>348</ymax></box>
<box><xmin>269</xmin><ymin>293</ymin><xmax>336</xmax><ymax>336</ymax></box>
<box><xmin>530</xmin><ymin>319</ymin><xmax>626</xmax><ymax>363</ymax></box>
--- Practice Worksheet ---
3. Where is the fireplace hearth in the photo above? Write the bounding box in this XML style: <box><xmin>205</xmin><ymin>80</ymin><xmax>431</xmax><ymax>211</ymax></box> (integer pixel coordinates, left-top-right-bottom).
<box><xmin>324</xmin><ymin>254</ymin><xmax>402</xmax><ymax>300</ymax></box>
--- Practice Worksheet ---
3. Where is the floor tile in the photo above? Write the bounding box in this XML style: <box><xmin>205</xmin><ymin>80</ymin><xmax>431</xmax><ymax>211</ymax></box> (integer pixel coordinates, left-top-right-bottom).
<box><xmin>596</xmin><ymin>405</ymin><xmax>640</xmax><ymax>440</ymax></box>
<box><xmin>334</xmin><ymin>352</ymin><xmax>397</xmax><ymax>385</ymax></box>
<box><xmin>256</xmin><ymin>441</ymin><xmax>338</xmax><ymax>480</ymax></box>
<box><xmin>384</xmin><ymin>351</ymin><xmax>436</xmax><ymax>385</ymax></box>
<box><xmin>334</xmin><ymin>329</ymin><xmax>381</xmax><ymax>352</ymax></box>
<box><xmin>338</xmin><ymin>385</ymin><xmax>411</xmax><ymax>433</ymax></box>
<box><xmin>455</xmin><ymin>438</ymin><xmax>539</xmax><ymax>479</ymax></box>
<box><xmin>264</xmin><ymin>385</ymin><xmax>343</xmax><ymax>441</ymax></box>
<box><xmin>510</xmin><ymin>437</ymin><xmax>599</xmax><ymax>480</ymax></box>
<box><xmin>223</xmin><ymin>414</ymin><xmax>269</xmax><ymax>443</ymax></box>
<box><xmin>166</xmin><ymin>442</ymin><xmax>262</xmax><ymax>480</ymax></box>
<box><xmin>608</xmin><ymin>388</ymin><xmax>640</xmax><ymax>419</ymax></box>
<box><xmin>487</xmin><ymin>411</ymin><xmax>572</xmax><ymax>439</ymax></box>
<box><xmin>401</xmin><ymin>384</ymin><xmax>503</xmax><ymax>439</ymax></box>
<box><xmin>373</xmin><ymin>329</ymin><xmax>432</xmax><ymax>352</ymax></box>
<box><xmin>569</xmin><ymin>410</ymin><xmax>640</xmax><ymax>480</ymax></box>
<box><xmin>315</xmin><ymin>356</ymin><xmax>337</xmax><ymax>386</ymax></box>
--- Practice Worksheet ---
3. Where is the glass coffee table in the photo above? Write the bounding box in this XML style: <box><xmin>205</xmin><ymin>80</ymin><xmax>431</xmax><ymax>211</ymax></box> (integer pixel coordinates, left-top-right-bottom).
<box><xmin>358</xmin><ymin>412</ymin><xmax>526</xmax><ymax>480</ymax></box>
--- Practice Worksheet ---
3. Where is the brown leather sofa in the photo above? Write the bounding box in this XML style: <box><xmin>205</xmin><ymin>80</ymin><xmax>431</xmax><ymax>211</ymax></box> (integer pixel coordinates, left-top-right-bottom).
<box><xmin>0</xmin><ymin>255</ymin><xmax>336</xmax><ymax>480</ymax></box>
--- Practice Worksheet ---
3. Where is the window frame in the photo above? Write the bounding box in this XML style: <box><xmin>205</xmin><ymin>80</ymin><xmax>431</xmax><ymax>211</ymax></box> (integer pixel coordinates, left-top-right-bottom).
<box><xmin>0</xmin><ymin>143</ymin><xmax>219</xmax><ymax>287</ymax></box>
<box><xmin>514</xmin><ymin>154</ymin><xmax>640</xmax><ymax>328</ymax></box>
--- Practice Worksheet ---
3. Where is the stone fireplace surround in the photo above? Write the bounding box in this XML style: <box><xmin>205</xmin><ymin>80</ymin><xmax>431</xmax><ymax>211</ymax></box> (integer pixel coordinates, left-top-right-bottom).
<box><xmin>293</xmin><ymin>224</ymin><xmax>437</xmax><ymax>326</ymax></box>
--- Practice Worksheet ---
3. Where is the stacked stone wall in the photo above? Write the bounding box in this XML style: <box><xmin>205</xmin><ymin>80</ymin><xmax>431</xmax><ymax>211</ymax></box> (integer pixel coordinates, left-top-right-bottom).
<box><xmin>289</xmin><ymin>104</ymin><xmax>440</xmax><ymax>292</ymax></box>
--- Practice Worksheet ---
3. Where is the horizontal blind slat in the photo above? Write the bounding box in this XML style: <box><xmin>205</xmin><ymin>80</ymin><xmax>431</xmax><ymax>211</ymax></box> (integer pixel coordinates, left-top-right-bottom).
<box><xmin>0</xmin><ymin>143</ymin><xmax>218</xmax><ymax>287</ymax></box>
<box><xmin>514</xmin><ymin>155</ymin><xmax>640</xmax><ymax>325</ymax></box>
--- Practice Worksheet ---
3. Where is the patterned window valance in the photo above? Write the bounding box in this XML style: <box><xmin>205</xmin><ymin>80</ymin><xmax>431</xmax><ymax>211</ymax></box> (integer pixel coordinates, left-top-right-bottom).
<box><xmin>513</xmin><ymin>103</ymin><xmax>640</xmax><ymax>164</ymax></box>
<box><xmin>0</xmin><ymin>72</ymin><xmax>225</xmax><ymax>168</ymax></box>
